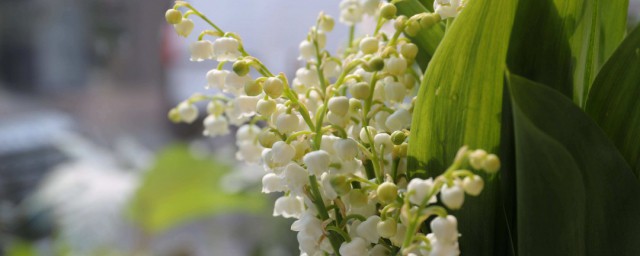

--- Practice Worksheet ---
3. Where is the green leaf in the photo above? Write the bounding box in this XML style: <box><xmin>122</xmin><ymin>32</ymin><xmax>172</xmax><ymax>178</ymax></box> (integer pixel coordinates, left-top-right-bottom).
<box><xmin>509</xmin><ymin>74</ymin><xmax>640</xmax><ymax>256</ymax></box>
<box><xmin>407</xmin><ymin>0</ymin><xmax>517</xmax><ymax>254</ymax></box>
<box><xmin>508</xmin><ymin>0</ymin><xmax>629</xmax><ymax>107</ymax></box>
<box><xmin>586</xmin><ymin>25</ymin><xmax>640</xmax><ymax>175</ymax></box>
<box><xmin>395</xmin><ymin>0</ymin><xmax>444</xmax><ymax>70</ymax></box>
<box><xmin>127</xmin><ymin>144</ymin><xmax>266</xmax><ymax>233</ymax></box>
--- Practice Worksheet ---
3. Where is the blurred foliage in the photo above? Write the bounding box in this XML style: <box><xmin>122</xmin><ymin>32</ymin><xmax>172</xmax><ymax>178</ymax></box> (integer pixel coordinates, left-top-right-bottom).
<box><xmin>128</xmin><ymin>144</ymin><xmax>266</xmax><ymax>233</ymax></box>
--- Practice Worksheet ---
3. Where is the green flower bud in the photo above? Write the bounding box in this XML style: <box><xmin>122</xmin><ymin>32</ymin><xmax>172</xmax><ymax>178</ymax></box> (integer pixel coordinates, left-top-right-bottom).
<box><xmin>391</xmin><ymin>131</ymin><xmax>407</xmax><ymax>145</ymax></box>
<box><xmin>404</xmin><ymin>20</ymin><xmax>421</xmax><ymax>37</ymax></box>
<box><xmin>349</xmin><ymin>98</ymin><xmax>362</xmax><ymax>112</ymax></box>
<box><xmin>392</xmin><ymin>143</ymin><xmax>408</xmax><ymax>158</ymax></box>
<box><xmin>368</xmin><ymin>57</ymin><xmax>385</xmax><ymax>71</ymax></box>
<box><xmin>233</xmin><ymin>60</ymin><xmax>250</xmax><ymax>76</ymax></box>
<box><xmin>403</xmin><ymin>73</ymin><xmax>416</xmax><ymax>90</ymax></box>
<box><xmin>330</xmin><ymin>175</ymin><xmax>352</xmax><ymax>195</ymax></box>
<box><xmin>380</xmin><ymin>3</ymin><xmax>397</xmax><ymax>20</ymax></box>
<box><xmin>394</xmin><ymin>16</ymin><xmax>408</xmax><ymax>31</ymax></box>
<box><xmin>349</xmin><ymin>82</ymin><xmax>371</xmax><ymax>100</ymax></box>
<box><xmin>483</xmin><ymin>154</ymin><xmax>501</xmax><ymax>173</ymax></box>
<box><xmin>165</xmin><ymin>9</ymin><xmax>182</xmax><ymax>25</ymax></box>
<box><xmin>319</xmin><ymin>15</ymin><xmax>335</xmax><ymax>32</ymax></box>
<box><xmin>400</xmin><ymin>43</ymin><xmax>419</xmax><ymax>60</ymax></box>
<box><xmin>349</xmin><ymin>189</ymin><xmax>369</xmax><ymax>207</ymax></box>
<box><xmin>244</xmin><ymin>80</ymin><xmax>262</xmax><ymax>96</ymax></box>
<box><xmin>168</xmin><ymin>108</ymin><xmax>181</xmax><ymax>123</ymax></box>
<box><xmin>419</xmin><ymin>13</ymin><xmax>441</xmax><ymax>29</ymax></box>
<box><xmin>263</xmin><ymin>77</ymin><xmax>284</xmax><ymax>98</ymax></box>
<box><xmin>377</xmin><ymin>182</ymin><xmax>398</xmax><ymax>204</ymax></box>
<box><xmin>258</xmin><ymin>129</ymin><xmax>279</xmax><ymax>148</ymax></box>
<box><xmin>377</xmin><ymin>219</ymin><xmax>397</xmax><ymax>238</ymax></box>
<box><xmin>256</xmin><ymin>99</ymin><xmax>277</xmax><ymax>116</ymax></box>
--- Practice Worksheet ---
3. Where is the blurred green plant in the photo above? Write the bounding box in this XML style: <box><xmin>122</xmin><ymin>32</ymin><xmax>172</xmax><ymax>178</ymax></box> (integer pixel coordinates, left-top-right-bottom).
<box><xmin>128</xmin><ymin>144</ymin><xmax>266</xmax><ymax>233</ymax></box>
<box><xmin>403</xmin><ymin>0</ymin><xmax>640</xmax><ymax>255</ymax></box>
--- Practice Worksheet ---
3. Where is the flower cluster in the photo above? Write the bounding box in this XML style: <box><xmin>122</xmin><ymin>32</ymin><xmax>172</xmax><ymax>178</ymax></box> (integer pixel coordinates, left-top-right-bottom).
<box><xmin>166</xmin><ymin>0</ymin><xmax>496</xmax><ymax>255</ymax></box>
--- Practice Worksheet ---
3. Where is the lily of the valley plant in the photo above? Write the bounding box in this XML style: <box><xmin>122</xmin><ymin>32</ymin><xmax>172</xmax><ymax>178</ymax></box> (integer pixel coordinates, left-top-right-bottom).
<box><xmin>166</xmin><ymin>0</ymin><xmax>640</xmax><ymax>255</ymax></box>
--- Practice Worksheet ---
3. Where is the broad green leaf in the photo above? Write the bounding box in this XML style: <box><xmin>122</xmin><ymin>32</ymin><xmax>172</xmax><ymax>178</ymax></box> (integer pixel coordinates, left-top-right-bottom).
<box><xmin>509</xmin><ymin>74</ymin><xmax>640</xmax><ymax>256</ymax></box>
<box><xmin>128</xmin><ymin>144</ymin><xmax>266</xmax><ymax>233</ymax></box>
<box><xmin>586</xmin><ymin>25</ymin><xmax>640</xmax><ymax>175</ymax></box>
<box><xmin>407</xmin><ymin>0</ymin><xmax>517</xmax><ymax>254</ymax></box>
<box><xmin>395</xmin><ymin>0</ymin><xmax>444</xmax><ymax>70</ymax></box>
<box><xmin>508</xmin><ymin>0</ymin><xmax>629</xmax><ymax>107</ymax></box>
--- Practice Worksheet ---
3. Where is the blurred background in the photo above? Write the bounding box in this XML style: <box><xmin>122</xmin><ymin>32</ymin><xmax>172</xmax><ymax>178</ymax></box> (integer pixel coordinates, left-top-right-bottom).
<box><xmin>0</xmin><ymin>0</ymin><xmax>638</xmax><ymax>255</ymax></box>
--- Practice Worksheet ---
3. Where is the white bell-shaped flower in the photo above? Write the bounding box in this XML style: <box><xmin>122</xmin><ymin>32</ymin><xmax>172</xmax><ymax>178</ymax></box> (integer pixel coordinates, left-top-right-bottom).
<box><xmin>296</xmin><ymin>67</ymin><xmax>320</xmax><ymax>88</ymax></box>
<box><xmin>362</xmin><ymin>0</ymin><xmax>380</xmax><ymax>16</ymax></box>
<box><xmin>189</xmin><ymin>40</ymin><xmax>214</xmax><ymax>61</ymax></box>
<box><xmin>374</xmin><ymin>111</ymin><xmax>390</xmax><ymax>132</ymax></box>
<box><xmin>271</xmin><ymin>141</ymin><xmax>296</xmax><ymax>165</ymax></box>
<box><xmin>213</xmin><ymin>37</ymin><xmax>241</xmax><ymax>61</ymax></box>
<box><xmin>207</xmin><ymin>100</ymin><xmax>225</xmax><ymax>116</ymax></box>
<box><xmin>441</xmin><ymin>182</ymin><xmax>465</xmax><ymax>209</ymax></box>
<box><xmin>430</xmin><ymin>215</ymin><xmax>459</xmax><ymax>243</ymax></box>
<box><xmin>224</xmin><ymin>72</ymin><xmax>252</xmax><ymax>95</ymax></box>
<box><xmin>299</xmin><ymin>40</ymin><xmax>315</xmax><ymax>61</ymax></box>
<box><xmin>256</xmin><ymin>99</ymin><xmax>277</xmax><ymax>116</ymax></box>
<box><xmin>205</xmin><ymin>69</ymin><xmax>229</xmax><ymax>90</ymax></box>
<box><xmin>273</xmin><ymin>195</ymin><xmax>304</xmax><ymax>218</ymax></box>
<box><xmin>261</xmin><ymin>173</ymin><xmax>286</xmax><ymax>193</ymax></box>
<box><xmin>303</xmin><ymin>150</ymin><xmax>331</xmax><ymax>175</ymax></box>
<box><xmin>339</xmin><ymin>0</ymin><xmax>364</xmax><ymax>25</ymax></box>
<box><xmin>385</xmin><ymin>56</ymin><xmax>408</xmax><ymax>76</ymax></box>
<box><xmin>385</xmin><ymin>109</ymin><xmax>411</xmax><ymax>131</ymax></box>
<box><xmin>359</xmin><ymin>126</ymin><xmax>377</xmax><ymax>143</ymax></box>
<box><xmin>374</xmin><ymin>133</ymin><xmax>393</xmax><ymax>154</ymax></box>
<box><xmin>323</xmin><ymin>60</ymin><xmax>341</xmax><ymax>78</ymax></box>
<box><xmin>321</xmin><ymin>172</ymin><xmax>338</xmax><ymax>200</ymax></box>
<box><xmin>339</xmin><ymin>237</ymin><xmax>368</xmax><ymax>256</ymax></box>
<box><xmin>462</xmin><ymin>175</ymin><xmax>484</xmax><ymax>196</ymax></box>
<box><xmin>430</xmin><ymin>240</ymin><xmax>461</xmax><ymax>256</ymax></box>
<box><xmin>284</xmin><ymin>163</ymin><xmax>309</xmax><ymax>195</ymax></box>
<box><xmin>356</xmin><ymin>215</ymin><xmax>381</xmax><ymax>243</ymax></box>
<box><xmin>173</xmin><ymin>19</ymin><xmax>194</xmax><ymax>37</ymax></box>
<box><xmin>236</xmin><ymin>124</ymin><xmax>260</xmax><ymax>142</ymax></box>
<box><xmin>236</xmin><ymin>141</ymin><xmax>263</xmax><ymax>163</ymax></box>
<box><xmin>434</xmin><ymin>0</ymin><xmax>461</xmax><ymax>20</ymax></box>
<box><xmin>177</xmin><ymin>102</ymin><xmax>198</xmax><ymax>123</ymax></box>
<box><xmin>384</xmin><ymin>77</ymin><xmax>407</xmax><ymax>103</ymax></box>
<box><xmin>203</xmin><ymin>115</ymin><xmax>229</xmax><ymax>137</ymax></box>
<box><xmin>369</xmin><ymin>244</ymin><xmax>390</xmax><ymax>256</ymax></box>
<box><xmin>235</xmin><ymin>95</ymin><xmax>260</xmax><ymax>117</ymax></box>
<box><xmin>334</xmin><ymin>138</ymin><xmax>359</xmax><ymax>161</ymax></box>
<box><xmin>328</xmin><ymin>96</ymin><xmax>350</xmax><ymax>116</ymax></box>
<box><xmin>276</xmin><ymin>113</ymin><xmax>300</xmax><ymax>134</ymax></box>
<box><xmin>482</xmin><ymin>154</ymin><xmax>501</xmax><ymax>173</ymax></box>
<box><xmin>407</xmin><ymin>177</ymin><xmax>436</xmax><ymax>205</ymax></box>
<box><xmin>263</xmin><ymin>77</ymin><xmax>284</xmax><ymax>98</ymax></box>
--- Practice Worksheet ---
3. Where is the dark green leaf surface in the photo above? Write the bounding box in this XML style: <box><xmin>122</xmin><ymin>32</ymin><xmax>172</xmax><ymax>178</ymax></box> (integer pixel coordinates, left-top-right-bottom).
<box><xmin>395</xmin><ymin>0</ymin><xmax>444</xmax><ymax>70</ymax></box>
<box><xmin>509</xmin><ymin>74</ymin><xmax>640</xmax><ymax>256</ymax></box>
<box><xmin>586</xmin><ymin>25</ymin><xmax>640</xmax><ymax>175</ymax></box>
<box><xmin>508</xmin><ymin>0</ymin><xmax>628</xmax><ymax>107</ymax></box>
<box><xmin>407</xmin><ymin>0</ymin><xmax>517</xmax><ymax>254</ymax></box>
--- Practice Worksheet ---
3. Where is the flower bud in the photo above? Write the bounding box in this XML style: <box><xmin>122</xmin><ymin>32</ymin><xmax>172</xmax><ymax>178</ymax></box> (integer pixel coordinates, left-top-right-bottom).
<box><xmin>168</xmin><ymin>108</ymin><xmax>181</xmax><ymax>123</ymax></box>
<box><xmin>303</xmin><ymin>150</ymin><xmax>331</xmax><ymax>175</ymax></box>
<box><xmin>404</xmin><ymin>19</ymin><xmax>421</xmax><ymax>37</ymax></box>
<box><xmin>441</xmin><ymin>182</ymin><xmax>465</xmax><ymax>209</ymax></box>
<box><xmin>258</xmin><ymin>129</ymin><xmax>279</xmax><ymax>148</ymax></box>
<box><xmin>330</xmin><ymin>175</ymin><xmax>352</xmax><ymax>195</ymax></box>
<box><xmin>165</xmin><ymin>9</ymin><xmax>182</xmax><ymax>24</ymax></box>
<box><xmin>430</xmin><ymin>215</ymin><xmax>459</xmax><ymax>242</ymax></box>
<box><xmin>233</xmin><ymin>60</ymin><xmax>250</xmax><ymax>76</ymax></box>
<box><xmin>359</xmin><ymin>36</ymin><xmax>379</xmax><ymax>54</ymax></box>
<box><xmin>376</xmin><ymin>181</ymin><xmax>398</xmax><ymax>204</ymax></box>
<box><xmin>391</xmin><ymin>131</ymin><xmax>407</xmax><ymax>145</ymax></box>
<box><xmin>256</xmin><ymin>99</ymin><xmax>277</xmax><ymax>116</ymax></box>
<box><xmin>380</xmin><ymin>3</ymin><xmax>397</xmax><ymax>19</ymax></box>
<box><xmin>377</xmin><ymin>218</ymin><xmax>397</xmax><ymax>238</ymax></box>
<box><xmin>319</xmin><ymin>15</ymin><xmax>335</xmax><ymax>32</ymax></box>
<box><xmin>483</xmin><ymin>154</ymin><xmax>501</xmax><ymax>173</ymax></box>
<box><xmin>263</xmin><ymin>77</ymin><xmax>285</xmax><ymax>98</ymax></box>
<box><xmin>349</xmin><ymin>82</ymin><xmax>371</xmax><ymax>100</ymax></box>
<box><xmin>385</xmin><ymin>56</ymin><xmax>407</xmax><ymax>76</ymax></box>
<box><xmin>463</xmin><ymin>175</ymin><xmax>484</xmax><ymax>196</ymax></box>
<box><xmin>244</xmin><ymin>80</ymin><xmax>262</xmax><ymax>96</ymax></box>
<box><xmin>177</xmin><ymin>102</ymin><xmax>198</xmax><ymax>123</ymax></box>
<box><xmin>394</xmin><ymin>15</ymin><xmax>407</xmax><ymax>31</ymax></box>
<box><xmin>173</xmin><ymin>19</ymin><xmax>194</xmax><ymax>37</ymax></box>
<box><xmin>359</xmin><ymin>126</ymin><xmax>377</xmax><ymax>144</ymax></box>
<box><xmin>328</xmin><ymin>96</ymin><xmax>350</xmax><ymax>116</ymax></box>
<box><xmin>419</xmin><ymin>13</ymin><xmax>440</xmax><ymax>29</ymax></box>
<box><xmin>367</xmin><ymin>57</ymin><xmax>385</xmax><ymax>71</ymax></box>
<box><xmin>400</xmin><ymin>43</ymin><xmax>418</xmax><ymax>60</ymax></box>
<box><xmin>403</xmin><ymin>73</ymin><xmax>416</xmax><ymax>90</ymax></box>
<box><xmin>469</xmin><ymin>149</ymin><xmax>487</xmax><ymax>169</ymax></box>
<box><xmin>276</xmin><ymin>113</ymin><xmax>299</xmax><ymax>133</ymax></box>
<box><xmin>349</xmin><ymin>98</ymin><xmax>362</xmax><ymax>112</ymax></box>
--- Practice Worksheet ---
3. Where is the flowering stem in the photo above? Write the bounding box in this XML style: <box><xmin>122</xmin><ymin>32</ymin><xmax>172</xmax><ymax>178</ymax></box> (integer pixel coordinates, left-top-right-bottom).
<box><xmin>308</xmin><ymin>175</ymin><xmax>343</xmax><ymax>254</ymax></box>
<box><xmin>176</xmin><ymin>2</ymin><xmax>224</xmax><ymax>34</ymax></box>
<box><xmin>348</xmin><ymin>25</ymin><xmax>355</xmax><ymax>49</ymax></box>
